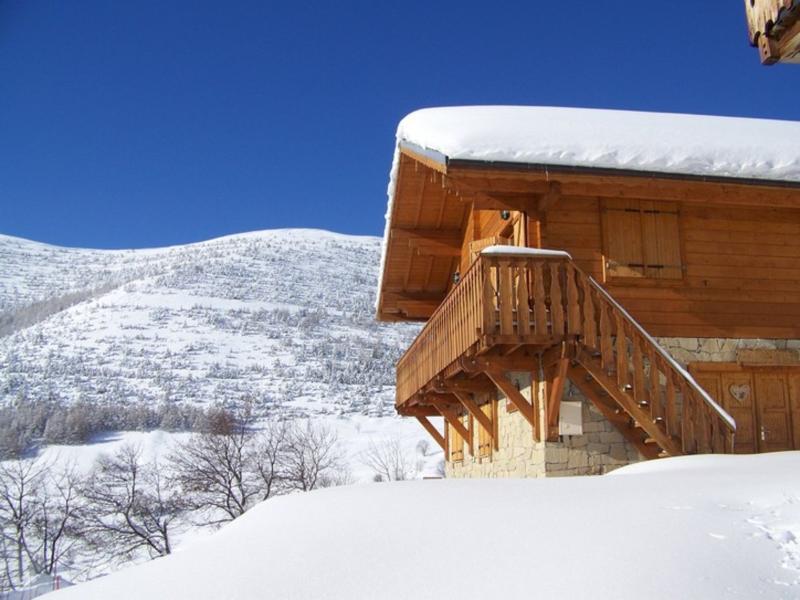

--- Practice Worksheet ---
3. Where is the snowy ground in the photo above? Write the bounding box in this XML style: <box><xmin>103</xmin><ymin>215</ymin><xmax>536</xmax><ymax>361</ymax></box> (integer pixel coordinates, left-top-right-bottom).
<box><xmin>37</xmin><ymin>415</ymin><xmax>443</xmax><ymax>483</ymax></box>
<box><xmin>47</xmin><ymin>452</ymin><xmax>800</xmax><ymax>600</ymax></box>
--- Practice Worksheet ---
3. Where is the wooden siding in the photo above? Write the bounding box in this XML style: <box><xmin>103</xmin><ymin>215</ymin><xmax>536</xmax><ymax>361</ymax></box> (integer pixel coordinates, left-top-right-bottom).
<box><xmin>544</xmin><ymin>199</ymin><xmax>800</xmax><ymax>339</ymax></box>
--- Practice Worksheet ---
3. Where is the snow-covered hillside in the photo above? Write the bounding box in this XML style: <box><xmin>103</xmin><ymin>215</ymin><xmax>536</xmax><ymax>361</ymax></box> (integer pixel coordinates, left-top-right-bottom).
<box><xmin>49</xmin><ymin>452</ymin><xmax>800</xmax><ymax>599</ymax></box>
<box><xmin>0</xmin><ymin>230</ymin><xmax>440</xmax><ymax>478</ymax></box>
<box><xmin>0</xmin><ymin>230</ymin><xmax>417</xmax><ymax>416</ymax></box>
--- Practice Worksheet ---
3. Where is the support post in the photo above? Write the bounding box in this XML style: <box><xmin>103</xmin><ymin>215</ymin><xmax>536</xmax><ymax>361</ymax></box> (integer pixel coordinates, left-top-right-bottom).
<box><xmin>452</xmin><ymin>392</ymin><xmax>496</xmax><ymax>451</ymax></box>
<box><xmin>485</xmin><ymin>370</ymin><xmax>540</xmax><ymax>442</ymax></box>
<box><xmin>430</xmin><ymin>399</ymin><xmax>473</xmax><ymax>456</ymax></box>
<box><xmin>415</xmin><ymin>416</ymin><xmax>445</xmax><ymax>452</ymax></box>
<box><xmin>545</xmin><ymin>357</ymin><xmax>570</xmax><ymax>441</ymax></box>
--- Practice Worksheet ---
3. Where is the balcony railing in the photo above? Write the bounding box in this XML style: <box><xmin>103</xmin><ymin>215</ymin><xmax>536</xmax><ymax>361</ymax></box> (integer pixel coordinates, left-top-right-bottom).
<box><xmin>396</xmin><ymin>249</ymin><xmax>573</xmax><ymax>405</ymax></box>
<box><xmin>395</xmin><ymin>247</ymin><xmax>736</xmax><ymax>455</ymax></box>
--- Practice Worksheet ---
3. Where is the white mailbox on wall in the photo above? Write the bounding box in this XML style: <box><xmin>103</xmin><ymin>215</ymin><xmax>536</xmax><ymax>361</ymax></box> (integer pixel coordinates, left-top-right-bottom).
<box><xmin>559</xmin><ymin>401</ymin><xmax>583</xmax><ymax>436</ymax></box>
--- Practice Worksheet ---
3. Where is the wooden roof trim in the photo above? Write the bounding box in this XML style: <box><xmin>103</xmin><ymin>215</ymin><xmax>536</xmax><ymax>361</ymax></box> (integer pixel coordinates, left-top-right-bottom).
<box><xmin>445</xmin><ymin>158</ymin><xmax>800</xmax><ymax>190</ymax></box>
<box><xmin>398</xmin><ymin>142</ymin><xmax>448</xmax><ymax>174</ymax></box>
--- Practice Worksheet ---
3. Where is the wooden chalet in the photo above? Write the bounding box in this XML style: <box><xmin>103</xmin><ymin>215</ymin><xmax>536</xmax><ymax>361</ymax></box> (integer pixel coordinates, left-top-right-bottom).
<box><xmin>376</xmin><ymin>106</ymin><xmax>800</xmax><ymax>477</ymax></box>
<box><xmin>746</xmin><ymin>0</ymin><xmax>800</xmax><ymax>64</ymax></box>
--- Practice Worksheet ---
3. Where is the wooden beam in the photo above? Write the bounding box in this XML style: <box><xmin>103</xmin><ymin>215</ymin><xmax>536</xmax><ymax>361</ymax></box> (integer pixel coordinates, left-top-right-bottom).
<box><xmin>567</xmin><ymin>365</ymin><xmax>660</xmax><ymax>459</ymax></box>
<box><xmin>575</xmin><ymin>350</ymin><xmax>682</xmax><ymax>456</ymax></box>
<box><xmin>485</xmin><ymin>370</ymin><xmax>540</xmax><ymax>441</ymax></box>
<box><xmin>428</xmin><ymin>376</ymin><xmax>497</xmax><ymax>396</ymax></box>
<box><xmin>430</xmin><ymin>399</ymin><xmax>473</xmax><ymax>456</ymax></box>
<box><xmin>446</xmin><ymin>166</ymin><xmax>800</xmax><ymax>209</ymax></box>
<box><xmin>452</xmin><ymin>392</ymin><xmax>495</xmax><ymax>449</ymax></box>
<box><xmin>415</xmin><ymin>416</ymin><xmax>445</xmax><ymax>452</ymax></box>
<box><xmin>545</xmin><ymin>357</ymin><xmax>570</xmax><ymax>441</ymax></box>
<box><xmin>393</xmin><ymin>229</ymin><xmax>462</xmax><ymax>257</ymax></box>
<box><xmin>537</xmin><ymin>181</ymin><xmax>562</xmax><ymax>212</ymax></box>
<box><xmin>460</xmin><ymin>352</ymin><xmax>540</xmax><ymax>375</ymax></box>
<box><xmin>470</xmin><ymin>196</ymin><xmax>539</xmax><ymax>212</ymax></box>
<box><xmin>399</xmin><ymin>146</ymin><xmax>447</xmax><ymax>174</ymax></box>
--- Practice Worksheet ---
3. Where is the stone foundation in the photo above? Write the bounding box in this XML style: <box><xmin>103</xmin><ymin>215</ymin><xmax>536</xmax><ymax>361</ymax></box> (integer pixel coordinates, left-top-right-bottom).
<box><xmin>444</xmin><ymin>337</ymin><xmax>800</xmax><ymax>479</ymax></box>
<box><xmin>446</xmin><ymin>376</ymin><xmax>642</xmax><ymax>479</ymax></box>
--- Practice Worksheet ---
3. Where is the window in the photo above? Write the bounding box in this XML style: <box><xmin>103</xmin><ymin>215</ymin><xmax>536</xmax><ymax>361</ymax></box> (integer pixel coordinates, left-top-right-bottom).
<box><xmin>602</xmin><ymin>200</ymin><xmax>683</xmax><ymax>280</ymax></box>
<box><xmin>477</xmin><ymin>399</ymin><xmax>497</xmax><ymax>458</ymax></box>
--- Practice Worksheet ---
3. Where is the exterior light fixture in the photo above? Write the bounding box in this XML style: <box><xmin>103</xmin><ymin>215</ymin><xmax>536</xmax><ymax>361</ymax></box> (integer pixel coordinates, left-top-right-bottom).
<box><xmin>500</xmin><ymin>210</ymin><xmax>511</xmax><ymax>220</ymax></box>
<box><xmin>452</xmin><ymin>271</ymin><xmax>461</xmax><ymax>284</ymax></box>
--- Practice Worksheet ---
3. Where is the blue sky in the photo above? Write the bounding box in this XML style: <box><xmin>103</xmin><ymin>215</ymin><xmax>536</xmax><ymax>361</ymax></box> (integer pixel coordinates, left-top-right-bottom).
<box><xmin>1</xmin><ymin>1</ymin><xmax>798</xmax><ymax>249</ymax></box>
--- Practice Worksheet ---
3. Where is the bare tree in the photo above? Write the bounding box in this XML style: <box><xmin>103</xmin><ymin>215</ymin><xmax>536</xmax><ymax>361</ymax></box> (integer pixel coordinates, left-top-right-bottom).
<box><xmin>360</xmin><ymin>437</ymin><xmax>416</xmax><ymax>482</ymax></box>
<box><xmin>282</xmin><ymin>420</ymin><xmax>348</xmax><ymax>492</ymax></box>
<box><xmin>0</xmin><ymin>459</ymin><xmax>83</xmax><ymax>591</ymax></box>
<box><xmin>252</xmin><ymin>419</ymin><xmax>290</xmax><ymax>501</ymax></box>
<box><xmin>0</xmin><ymin>459</ymin><xmax>47</xmax><ymax>588</ymax></box>
<box><xmin>31</xmin><ymin>466</ymin><xmax>83</xmax><ymax>578</ymax></box>
<box><xmin>81</xmin><ymin>445</ymin><xmax>185</xmax><ymax>562</ymax></box>
<box><xmin>169</xmin><ymin>406</ymin><xmax>262</xmax><ymax>524</ymax></box>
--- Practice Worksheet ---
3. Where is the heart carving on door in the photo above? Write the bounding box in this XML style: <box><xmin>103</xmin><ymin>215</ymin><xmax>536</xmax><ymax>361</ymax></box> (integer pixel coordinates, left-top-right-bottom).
<box><xmin>728</xmin><ymin>383</ymin><xmax>751</xmax><ymax>403</ymax></box>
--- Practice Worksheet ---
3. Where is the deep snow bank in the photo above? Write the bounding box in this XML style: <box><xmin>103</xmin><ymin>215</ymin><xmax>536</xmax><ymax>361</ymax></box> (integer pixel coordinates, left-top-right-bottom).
<box><xmin>50</xmin><ymin>453</ymin><xmax>800</xmax><ymax>600</ymax></box>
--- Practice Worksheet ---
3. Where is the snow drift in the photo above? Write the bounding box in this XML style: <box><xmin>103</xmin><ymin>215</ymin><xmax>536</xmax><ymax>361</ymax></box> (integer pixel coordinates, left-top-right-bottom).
<box><xmin>49</xmin><ymin>452</ymin><xmax>800</xmax><ymax>599</ymax></box>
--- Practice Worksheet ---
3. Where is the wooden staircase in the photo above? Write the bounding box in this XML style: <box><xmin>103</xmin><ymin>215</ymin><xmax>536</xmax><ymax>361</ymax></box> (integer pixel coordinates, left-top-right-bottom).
<box><xmin>397</xmin><ymin>249</ymin><xmax>736</xmax><ymax>459</ymax></box>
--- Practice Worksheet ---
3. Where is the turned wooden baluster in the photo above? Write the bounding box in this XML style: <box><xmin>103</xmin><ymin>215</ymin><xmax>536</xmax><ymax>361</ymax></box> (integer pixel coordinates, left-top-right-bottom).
<box><xmin>599</xmin><ymin>302</ymin><xmax>614</xmax><ymax>372</ymax></box>
<box><xmin>632</xmin><ymin>338</ymin><xmax>646</xmax><ymax>410</ymax></box>
<box><xmin>614</xmin><ymin>314</ymin><xmax>629</xmax><ymax>390</ymax></box>
<box><xmin>580</xmin><ymin>277</ymin><xmax>597</xmax><ymax>350</ymax></box>
<box><xmin>647</xmin><ymin>350</ymin><xmax>664</xmax><ymax>426</ymax></box>
<box><xmin>533</xmin><ymin>262</ymin><xmax>547</xmax><ymax>336</ymax></box>
<box><xmin>566</xmin><ymin>263</ymin><xmax>581</xmax><ymax>336</ymax></box>
<box><xmin>549</xmin><ymin>262</ymin><xmax>565</xmax><ymax>336</ymax></box>
<box><xmin>516</xmin><ymin>262</ymin><xmax>531</xmax><ymax>336</ymax></box>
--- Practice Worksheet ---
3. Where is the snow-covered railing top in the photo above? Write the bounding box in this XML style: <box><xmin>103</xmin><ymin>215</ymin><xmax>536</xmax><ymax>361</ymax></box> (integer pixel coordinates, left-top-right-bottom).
<box><xmin>480</xmin><ymin>246</ymin><xmax>572</xmax><ymax>259</ymax></box>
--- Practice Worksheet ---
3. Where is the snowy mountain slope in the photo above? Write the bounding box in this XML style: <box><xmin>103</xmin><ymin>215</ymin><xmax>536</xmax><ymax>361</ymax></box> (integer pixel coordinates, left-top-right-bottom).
<box><xmin>49</xmin><ymin>452</ymin><xmax>800</xmax><ymax>600</ymax></box>
<box><xmin>0</xmin><ymin>229</ymin><xmax>419</xmax><ymax>419</ymax></box>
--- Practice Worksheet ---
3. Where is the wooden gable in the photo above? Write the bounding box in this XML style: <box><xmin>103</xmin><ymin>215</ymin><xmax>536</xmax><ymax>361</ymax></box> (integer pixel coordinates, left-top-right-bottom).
<box><xmin>377</xmin><ymin>151</ymin><xmax>800</xmax><ymax>339</ymax></box>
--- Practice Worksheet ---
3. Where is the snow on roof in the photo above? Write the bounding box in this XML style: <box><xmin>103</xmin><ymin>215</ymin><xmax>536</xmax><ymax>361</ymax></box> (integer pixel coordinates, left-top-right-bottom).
<box><xmin>377</xmin><ymin>106</ymin><xmax>800</xmax><ymax>310</ymax></box>
<box><xmin>397</xmin><ymin>106</ymin><xmax>800</xmax><ymax>182</ymax></box>
<box><xmin>54</xmin><ymin>452</ymin><xmax>800</xmax><ymax>599</ymax></box>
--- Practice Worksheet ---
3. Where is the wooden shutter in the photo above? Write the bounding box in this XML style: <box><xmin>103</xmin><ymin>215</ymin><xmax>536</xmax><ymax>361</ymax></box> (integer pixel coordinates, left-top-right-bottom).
<box><xmin>641</xmin><ymin>201</ymin><xmax>682</xmax><ymax>279</ymax></box>
<box><xmin>447</xmin><ymin>421</ymin><xmax>464</xmax><ymax>462</ymax></box>
<box><xmin>477</xmin><ymin>400</ymin><xmax>496</xmax><ymax>458</ymax></box>
<box><xmin>603</xmin><ymin>200</ymin><xmax>646</xmax><ymax>278</ymax></box>
<box><xmin>603</xmin><ymin>200</ymin><xmax>682</xmax><ymax>280</ymax></box>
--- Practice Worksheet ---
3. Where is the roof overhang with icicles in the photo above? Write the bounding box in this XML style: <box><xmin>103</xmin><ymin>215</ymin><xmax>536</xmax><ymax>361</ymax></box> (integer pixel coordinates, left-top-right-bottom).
<box><xmin>375</xmin><ymin>106</ymin><xmax>800</xmax><ymax>322</ymax></box>
<box><xmin>746</xmin><ymin>0</ymin><xmax>800</xmax><ymax>64</ymax></box>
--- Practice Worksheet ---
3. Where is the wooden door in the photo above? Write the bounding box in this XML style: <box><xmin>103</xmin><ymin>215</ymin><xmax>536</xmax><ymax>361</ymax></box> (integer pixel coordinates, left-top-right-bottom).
<box><xmin>754</xmin><ymin>373</ymin><xmax>794</xmax><ymax>452</ymax></box>
<box><xmin>788</xmin><ymin>374</ymin><xmax>800</xmax><ymax>449</ymax></box>
<box><xmin>718</xmin><ymin>372</ymin><xmax>758</xmax><ymax>454</ymax></box>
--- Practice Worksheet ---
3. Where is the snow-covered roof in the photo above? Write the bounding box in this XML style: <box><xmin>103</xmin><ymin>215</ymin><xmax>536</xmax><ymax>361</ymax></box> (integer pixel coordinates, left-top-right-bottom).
<box><xmin>377</xmin><ymin>106</ymin><xmax>800</xmax><ymax>313</ymax></box>
<box><xmin>396</xmin><ymin>106</ymin><xmax>800</xmax><ymax>182</ymax></box>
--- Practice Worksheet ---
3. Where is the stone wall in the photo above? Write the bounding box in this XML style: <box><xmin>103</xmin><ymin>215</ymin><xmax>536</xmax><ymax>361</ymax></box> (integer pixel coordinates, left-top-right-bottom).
<box><xmin>657</xmin><ymin>337</ymin><xmax>800</xmax><ymax>365</ymax></box>
<box><xmin>444</xmin><ymin>337</ymin><xmax>800</xmax><ymax>479</ymax></box>
<box><xmin>446</xmin><ymin>374</ymin><xmax>642</xmax><ymax>479</ymax></box>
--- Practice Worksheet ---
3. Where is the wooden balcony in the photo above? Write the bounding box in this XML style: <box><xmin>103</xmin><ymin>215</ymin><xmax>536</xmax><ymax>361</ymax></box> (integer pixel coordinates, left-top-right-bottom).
<box><xmin>397</xmin><ymin>248</ymin><xmax>736</xmax><ymax>457</ymax></box>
